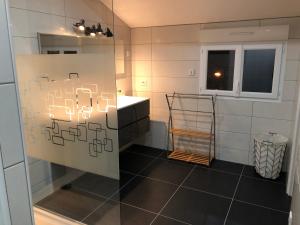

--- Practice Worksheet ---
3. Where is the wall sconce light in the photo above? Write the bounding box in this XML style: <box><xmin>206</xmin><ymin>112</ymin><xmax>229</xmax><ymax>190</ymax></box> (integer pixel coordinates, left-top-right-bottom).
<box><xmin>73</xmin><ymin>19</ymin><xmax>113</xmax><ymax>38</ymax></box>
<box><xmin>73</xmin><ymin>19</ymin><xmax>85</xmax><ymax>31</ymax></box>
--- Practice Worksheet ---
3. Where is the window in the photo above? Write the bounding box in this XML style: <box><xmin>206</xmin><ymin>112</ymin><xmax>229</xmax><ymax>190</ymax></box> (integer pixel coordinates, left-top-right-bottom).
<box><xmin>200</xmin><ymin>43</ymin><xmax>284</xmax><ymax>99</ymax></box>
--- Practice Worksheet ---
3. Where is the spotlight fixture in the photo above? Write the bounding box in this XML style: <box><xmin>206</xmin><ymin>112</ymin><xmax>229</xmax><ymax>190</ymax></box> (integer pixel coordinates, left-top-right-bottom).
<box><xmin>89</xmin><ymin>25</ymin><xmax>96</xmax><ymax>37</ymax></box>
<box><xmin>96</xmin><ymin>23</ymin><xmax>103</xmax><ymax>35</ymax></box>
<box><xmin>73</xmin><ymin>19</ymin><xmax>113</xmax><ymax>38</ymax></box>
<box><xmin>73</xmin><ymin>19</ymin><xmax>85</xmax><ymax>31</ymax></box>
<box><xmin>104</xmin><ymin>28</ymin><xmax>113</xmax><ymax>37</ymax></box>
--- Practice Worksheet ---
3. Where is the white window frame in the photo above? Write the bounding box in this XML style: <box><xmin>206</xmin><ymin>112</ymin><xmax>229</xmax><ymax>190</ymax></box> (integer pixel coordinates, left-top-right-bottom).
<box><xmin>199</xmin><ymin>43</ymin><xmax>284</xmax><ymax>100</ymax></box>
<box><xmin>239</xmin><ymin>43</ymin><xmax>283</xmax><ymax>99</ymax></box>
<box><xmin>200</xmin><ymin>45</ymin><xmax>242</xmax><ymax>97</ymax></box>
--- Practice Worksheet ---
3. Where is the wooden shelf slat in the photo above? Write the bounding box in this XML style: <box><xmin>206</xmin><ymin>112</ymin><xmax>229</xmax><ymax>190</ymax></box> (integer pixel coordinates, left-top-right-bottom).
<box><xmin>170</xmin><ymin>128</ymin><xmax>213</xmax><ymax>139</ymax></box>
<box><xmin>168</xmin><ymin>149</ymin><xmax>211</xmax><ymax>166</ymax></box>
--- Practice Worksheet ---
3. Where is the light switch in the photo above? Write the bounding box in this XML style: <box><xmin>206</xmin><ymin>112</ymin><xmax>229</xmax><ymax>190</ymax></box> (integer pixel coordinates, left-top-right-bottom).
<box><xmin>188</xmin><ymin>68</ymin><xmax>196</xmax><ymax>76</ymax></box>
<box><xmin>140</xmin><ymin>80</ymin><xmax>147</xmax><ymax>87</ymax></box>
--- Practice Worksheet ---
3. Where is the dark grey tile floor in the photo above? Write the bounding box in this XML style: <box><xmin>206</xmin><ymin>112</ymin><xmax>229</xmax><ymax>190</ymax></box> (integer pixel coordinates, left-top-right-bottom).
<box><xmin>36</xmin><ymin>145</ymin><xmax>291</xmax><ymax>225</ymax></box>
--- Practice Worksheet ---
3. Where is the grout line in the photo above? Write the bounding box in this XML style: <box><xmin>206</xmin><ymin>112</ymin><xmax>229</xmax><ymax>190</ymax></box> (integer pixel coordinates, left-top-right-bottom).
<box><xmin>181</xmin><ymin>185</ymin><xmax>232</xmax><ymax>200</ymax></box>
<box><xmin>235</xmin><ymin>199</ymin><xmax>290</xmax><ymax>214</ymax></box>
<box><xmin>242</xmin><ymin>174</ymin><xmax>287</xmax><ymax>185</ymax></box>
<box><xmin>223</xmin><ymin>165</ymin><xmax>245</xmax><ymax>225</ymax></box>
<box><xmin>149</xmin><ymin>164</ymin><xmax>197</xmax><ymax>225</ymax></box>
<box><xmin>80</xmin><ymin>150</ymin><xmax>163</xmax><ymax>222</ymax></box>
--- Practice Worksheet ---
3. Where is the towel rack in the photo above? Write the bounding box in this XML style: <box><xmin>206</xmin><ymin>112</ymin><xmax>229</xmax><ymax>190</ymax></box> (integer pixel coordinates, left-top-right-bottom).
<box><xmin>166</xmin><ymin>92</ymin><xmax>216</xmax><ymax>166</ymax></box>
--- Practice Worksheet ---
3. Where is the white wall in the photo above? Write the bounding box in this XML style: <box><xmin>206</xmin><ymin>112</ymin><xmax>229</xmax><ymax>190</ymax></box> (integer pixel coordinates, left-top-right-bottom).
<box><xmin>131</xmin><ymin>18</ymin><xmax>300</xmax><ymax>166</ymax></box>
<box><xmin>0</xmin><ymin>0</ymin><xmax>33</xmax><ymax>224</ymax></box>
<box><xmin>8</xmin><ymin>0</ymin><xmax>132</xmax><ymax>200</ymax></box>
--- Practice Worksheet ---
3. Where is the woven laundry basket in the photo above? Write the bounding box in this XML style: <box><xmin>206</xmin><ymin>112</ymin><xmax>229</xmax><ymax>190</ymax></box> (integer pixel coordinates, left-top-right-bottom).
<box><xmin>254</xmin><ymin>132</ymin><xmax>288</xmax><ymax>179</ymax></box>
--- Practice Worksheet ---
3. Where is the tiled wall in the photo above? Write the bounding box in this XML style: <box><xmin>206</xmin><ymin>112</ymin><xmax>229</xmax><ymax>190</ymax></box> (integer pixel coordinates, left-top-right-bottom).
<box><xmin>8</xmin><ymin>0</ymin><xmax>131</xmax><ymax>198</ymax></box>
<box><xmin>0</xmin><ymin>0</ymin><xmax>33</xmax><ymax>224</ymax></box>
<box><xmin>131</xmin><ymin>18</ymin><xmax>300</xmax><ymax>166</ymax></box>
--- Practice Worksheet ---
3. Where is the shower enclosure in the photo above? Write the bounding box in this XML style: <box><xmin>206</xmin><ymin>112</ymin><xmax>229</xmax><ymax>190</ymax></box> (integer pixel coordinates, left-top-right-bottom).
<box><xmin>12</xmin><ymin>0</ymin><xmax>124</xmax><ymax>223</ymax></box>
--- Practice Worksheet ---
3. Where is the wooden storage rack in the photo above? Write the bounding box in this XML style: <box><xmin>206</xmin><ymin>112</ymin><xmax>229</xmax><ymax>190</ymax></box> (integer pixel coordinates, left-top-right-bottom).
<box><xmin>166</xmin><ymin>93</ymin><xmax>216</xmax><ymax>166</ymax></box>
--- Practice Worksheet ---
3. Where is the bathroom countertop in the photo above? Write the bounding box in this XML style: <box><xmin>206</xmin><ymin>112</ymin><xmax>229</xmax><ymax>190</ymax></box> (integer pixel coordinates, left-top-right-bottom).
<box><xmin>117</xmin><ymin>96</ymin><xmax>149</xmax><ymax>110</ymax></box>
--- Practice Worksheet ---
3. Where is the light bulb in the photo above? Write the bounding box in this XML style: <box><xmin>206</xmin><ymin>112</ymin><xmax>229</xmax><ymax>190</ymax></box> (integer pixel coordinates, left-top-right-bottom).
<box><xmin>90</xmin><ymin>32</ymin><xmax>96</xmax><ymax>37</ymax></box>
<box><xmin>214</xmin><ymin>71</ymin><xmax>222</xmax><ymax>78</ymax></box>
<box><xmin>79</xmin><ymin>25</ymin><xmax>85</xmax><ymax>31</ymax></box>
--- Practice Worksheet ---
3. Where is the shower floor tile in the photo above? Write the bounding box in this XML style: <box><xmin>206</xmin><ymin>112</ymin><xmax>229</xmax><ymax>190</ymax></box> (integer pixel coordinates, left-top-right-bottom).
<box><xmin>83</xmin><ymin>200</ymin><xmax>156</xmax><ymax>225</ymax></box>
<box><xmin>36</xmin><ymin>188</ymin><xmax>106</xmax><ymax>221</ymax></box>
<box><xmin>36</xmin><ymin>145</ymin><xmax>291</xmax><ymax>225</ymax></box>
<box><xmin>71</xmin><ymin>172</ymin><xmax>134</xmax><ymax>198</ymax></box>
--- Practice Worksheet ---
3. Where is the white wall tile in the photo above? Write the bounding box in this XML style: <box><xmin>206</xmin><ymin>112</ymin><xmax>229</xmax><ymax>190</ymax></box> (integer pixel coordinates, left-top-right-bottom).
<box><xmin>0</xmin><ymin>84</ymin><xmax>24</xmax><ymax>168</ymax></box>
<box><xmin>287</xmin><ymin>40</ymin><xmax>300</xmax><ymax>60</ymax></box>
<box><xmin>285</xmin><ymin>60</ymin><xmax>299</xmax><ymax>81</ymax></box>
<box><xmin>216</xmin><ymin>99</ymin><xmax>253</xmax><ymax>116</ymax></box>
<box><xmin>132</xmin><ymin>60</ymin><xmax>152</xmax><ymax>77</ymax></box>
<box><xmin>152</xmin><ymin>60</ymin><xmax>200</xmax><ymax>77</ymax></box>
<box><xmin>251</xmin><ymin>117</ymin><xmax>292</xmax><ymax>136</ymax></box>
<box><xmin>152</xmin><ymin>43</ymin><xmax>200</xmax><ymax>60</ymax></box>
<box><xmin>10</xmin><ymin>8</ymin><xmax>67</xmax><ymax>37</ymax></box>
<box><xmin>28</xmin><ymin>160</ymin><xmax>51</xmax><ymax>187</ymax></box>
<box><xmin>5</xmin><ymin>162</ymin><xmax>32</xmax><ymax>225</ymax></box>
<box><xmin>152</xmin><ymin>24</ymin><xmax>201</xmax><ymax>43</ymax></box>
<box><xmin>253</xmin><ymin>101</ymin><xmax>294</xmax><ymax>120</ymax></box>
<box><xmin>282</xmin><ymin>80</ymin><xmax>298</xmax><ymax>101</ymax></box>
<box><xmin>217</xmin><ymin>147</ymin><xmax>249</xmax><ymax>164</ymax></box>
<box><xmin>217</xmin><ymin>131</ymin><xmax>251</xmax><ymax>151</ymax></box>
<box><xmin>152</xmin><ymin>77</ymin><xmax>199</xmax><ymax>93</ymax></box>
<box><xmin>9</xmin><ymin>0</ymin><xmax>65</xmax><ymax>16</ymax></box>
<box><xmin>131</xmin><ymin>44</ymin><xmax>151</xmax><ymax>60</ymax></box>
<box><xmin>13</xmin><ymin>37</ymin><xmax>38</xmax><ymax>55</ymax></box>
<box><xmin>0</xmin><ymin>0</ymin><xmax>14</xmax><ymax>83</ymax></box>
<box><xmin>217</xmin><ymin>115</ymin><xmax>252</xmax><ymax>134</ymax></box>
<box><xmin>131</xmin><ymin>27</ymin><xmax>151</xmax><ymax>44</ymax></box>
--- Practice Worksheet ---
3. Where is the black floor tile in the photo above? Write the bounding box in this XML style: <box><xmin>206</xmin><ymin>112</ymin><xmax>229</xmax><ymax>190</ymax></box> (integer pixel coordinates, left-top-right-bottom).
<box><xmin>162</xmin><ymin>187</ymin><xmax>231</xmax><ymax>225</ymax></box>
<box><xmin>235</xmin><ymin>176</ymin><xmax>291</xmax><ymax>212</ymax></box>
<box><xmin>152</xmin><ymin>216</ymin><xmax>188</xmax><ymax>225</ymax></box>
<box><xmin>117</xmin><ymin>176</ymin><xmax>178</xmax><ymax>213</ymax></box>
<box><xmin>201</xmin><ymin>160</ymin><xmax>244</xmax><ymax>175</ymax></box>
<box><xmin>183</xmin><ymin>167</ymin><xmax>239</xmax><ymax>197</ymax></box>
<box><xmin>120</xmin><ymin>152</ymin><xmax>155</xmax><ymax>174</ymax></box>
<box><xmin>83</xmin><ymin>200</ymin><xmax>156</xmax><ymax>225</ymax></box>
<box><xmin>141</xmin><ymin>158</ymin><xmax>193</xmax><ymax>185</ymax></box>
<box><xmin>225</xmin><ymin>201</ymin><xmax>289</xmax><ymax>225</ymax></box>
<box><xmin>127</xmin><ymin>144</ymin><xmax>164</xmax><ymax>158</ymax></box>
<box><xmin>242</xmin><ymin>165</ymin><xmax>287</xmax><ymax>184</ymax></box>
<box><xmin>36</xmin><ymin>189</ymin><xmax>106</xmax><ymax>221</ymax></box>
<box><xmin>71</xmin><ymin>172</ymin><xmax>134</xmax><ymax>198</ymax></box>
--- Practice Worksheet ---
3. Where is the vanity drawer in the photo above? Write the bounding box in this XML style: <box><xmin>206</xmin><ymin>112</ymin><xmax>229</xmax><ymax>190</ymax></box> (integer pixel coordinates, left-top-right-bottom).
<box><xmin>117</xmin><ymin>99</ymin><xmax>150</xmax><ymax>128</ymax></box>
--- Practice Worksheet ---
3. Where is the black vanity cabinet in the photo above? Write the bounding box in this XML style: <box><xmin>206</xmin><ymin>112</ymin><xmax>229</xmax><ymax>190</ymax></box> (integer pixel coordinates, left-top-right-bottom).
<box><xmin>117</xmin><ymin>99</ymin><xmax>150</xmax><ymax>148</ymax></box>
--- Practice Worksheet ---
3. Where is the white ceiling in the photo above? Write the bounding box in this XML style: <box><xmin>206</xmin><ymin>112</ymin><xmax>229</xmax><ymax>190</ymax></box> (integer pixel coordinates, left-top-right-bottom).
<box><xmin>102</xmin><ymin>0</ymin><xmax>300</xmax><ymax>28</ymax></box>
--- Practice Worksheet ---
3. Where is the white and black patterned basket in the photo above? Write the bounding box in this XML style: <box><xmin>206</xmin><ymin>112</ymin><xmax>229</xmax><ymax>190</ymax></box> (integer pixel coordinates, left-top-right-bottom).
<box><xmin>254</xmin><ymin>132</ymin><xmax>288</xmax><ymax>179</ymax></box>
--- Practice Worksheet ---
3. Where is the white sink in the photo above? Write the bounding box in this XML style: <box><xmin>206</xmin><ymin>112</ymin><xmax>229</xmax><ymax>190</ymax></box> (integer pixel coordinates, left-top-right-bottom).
<box><xmin>117</xmin><ymin>96</ymin><xmax>149</xmax><ymax>110</ymax></box>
